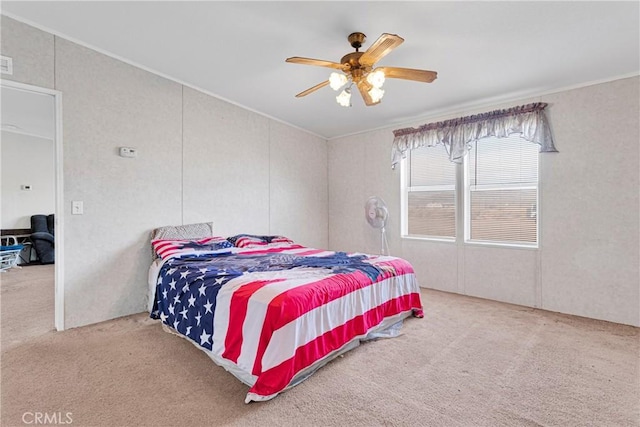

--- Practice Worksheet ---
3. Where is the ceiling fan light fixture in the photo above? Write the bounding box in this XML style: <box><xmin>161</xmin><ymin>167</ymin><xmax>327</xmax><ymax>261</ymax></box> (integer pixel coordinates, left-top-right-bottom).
<box><xmin>366</xmin><ymin>70</ymin><xmax>385</xmax><ymax>88</ymax></box>
<box><xmin>287</xmin><ymin>32</ymin><xmax>437</xmax><ymax>107</ymax></box>
<box><xmin>336</xmin><ymin>87</ymin><xmax>352</xmax><ymax>107</ymax></box>
<box><xmin>368</xmin><ymin>86</ymin><xmax>385</xmax><ymax>103</ymax></box>
<box><xmin>329</xmin><ymin>72</ymin><xmax>348</xmax><ymax>91</ymax></box>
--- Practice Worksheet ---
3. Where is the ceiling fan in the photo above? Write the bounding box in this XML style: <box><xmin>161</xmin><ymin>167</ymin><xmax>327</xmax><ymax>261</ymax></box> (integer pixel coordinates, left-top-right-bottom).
<box><xmin>286</xmin><ymin>32</ymin><xmax>437</xmax><ymax>107</ymax></box>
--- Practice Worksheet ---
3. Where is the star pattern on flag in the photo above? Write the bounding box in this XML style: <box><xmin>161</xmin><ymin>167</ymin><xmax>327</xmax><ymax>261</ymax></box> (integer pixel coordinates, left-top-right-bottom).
<box><xmin>204</xmin><ymin>300</ymin><xmax>213</xmax><ymax>314</ymax></box>
<box><xmin>200</xmin><ymin>330</ymin><xmax>211</xmax><ymax>345</ymax></box>
<box><xmin>151</xmin><ymin>256</ymin><xmax>240</xmax><ymax>351</ymax></box>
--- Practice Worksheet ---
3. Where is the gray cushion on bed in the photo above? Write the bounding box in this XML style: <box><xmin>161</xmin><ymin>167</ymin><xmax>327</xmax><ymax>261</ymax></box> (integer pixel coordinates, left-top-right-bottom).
<box><xmin>150</xmin><ymin>222</ymin><xmax>214</xmax><ymax>258</ymax></box>
<box><xmin>151</xmin><ymin>222</ymin><xmax>213</xmax><ymax>241</ymax></box>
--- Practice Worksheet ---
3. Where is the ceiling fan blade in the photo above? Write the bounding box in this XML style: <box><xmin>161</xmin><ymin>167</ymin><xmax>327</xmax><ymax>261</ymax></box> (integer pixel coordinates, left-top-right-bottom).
<box><xmin>377</xmin><ymin>66</ymin><xmax>438</xmax><ymax>83</ymax></box>
<box><xmin>356</xmin><ymin>80</ymin><xmax>380</xmax><ymax>107</ymax></box>
<box><xmin>286</xmin><ymin>57</ymin><xmax>348</xmax><ymax>70</ymax></box>
<box><xmin>359</xmin><ymin>33</ymin><xmax>404</xmax><ymax>66</ymax></box>
<box><xmin>295</xmin><ymin>80</ymin><xmax>330</xmax><ymax>98</ymax></box>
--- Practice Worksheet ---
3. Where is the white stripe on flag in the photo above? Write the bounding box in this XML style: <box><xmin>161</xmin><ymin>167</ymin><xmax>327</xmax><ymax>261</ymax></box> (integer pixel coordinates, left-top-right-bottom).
<box><xmin>261</xmin><ymin>273</ymin><xmax>417</xmax><ymax>371</ymax></box>
<box><xmin>234</xmin><ymin>269</ymin><xmax>331</xmax><ymax>372</ymax></box>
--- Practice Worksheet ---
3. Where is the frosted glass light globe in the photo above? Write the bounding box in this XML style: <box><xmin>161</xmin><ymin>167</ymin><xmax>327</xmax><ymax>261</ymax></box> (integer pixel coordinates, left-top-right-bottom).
<box><xmin>366</xmin><ymin>70</ymin><xmax>386</xmax><ymax>89</ymax></box>
<box><xmin>368</xmin><ymin>87</ymin><xmax>385</xmax><ymax>103</ymax></box>
<box><xmin>329</xmin><ymin>72</ymin><xmax>348</xmax><ymax>91</ymax></box>
<box><xmin>336</xmin><ymin>88</ymin><xmax>352</xmax><ymax>107</ymax></box>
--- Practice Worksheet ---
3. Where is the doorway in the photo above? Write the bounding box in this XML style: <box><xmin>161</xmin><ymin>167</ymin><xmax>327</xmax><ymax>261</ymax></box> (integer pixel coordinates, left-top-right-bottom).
<box><xmin>1</xmin><ymin>80</ymin><xmax>64</xmax><ymax>332</ymax></box>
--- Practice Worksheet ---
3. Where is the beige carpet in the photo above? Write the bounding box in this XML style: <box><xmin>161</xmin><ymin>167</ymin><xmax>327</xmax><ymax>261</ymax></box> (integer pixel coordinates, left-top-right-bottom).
<box><xmin>1</xmin><ymin>267</ymin><xmax>638</xmax><ymax>427</ymax></box>
<box><xmin>1</xmin><ymin>265</ymin><xmax>55</xmax><ymax>351</ymax></box>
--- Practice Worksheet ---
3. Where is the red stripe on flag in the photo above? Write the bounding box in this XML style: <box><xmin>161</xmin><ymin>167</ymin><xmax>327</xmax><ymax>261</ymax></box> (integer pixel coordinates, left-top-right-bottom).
<box><xmin>152</xmin><ymin>237</ymin><xmax>222</xmax><ymax>259</ymax></box>
<box><xmin>237</xmin><ymin>245</ymin><xmax>304</xmax><ymax>255</ymax></box>
<box><xmin>248</xmin><ymin>293</ymin><xmax>422</xmax><ymax>397</ymax></box>
<box><xmin>236</xmin><ymin>237</ymin><xmax>266</xmax><ymax>248</ymax></box>
<box><xmin>222</xmin><ymin>279</ymin><xmax>285</xmax><ymax>363</ymax></box>
<box><xmin>251</xmin><ymin>270</ymin><xmax>378</xmax><ymax>375</ymax></box>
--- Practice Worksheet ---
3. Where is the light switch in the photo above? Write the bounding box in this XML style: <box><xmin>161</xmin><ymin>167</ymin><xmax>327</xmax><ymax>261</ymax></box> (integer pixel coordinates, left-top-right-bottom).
<box><xmin>72</xmin><ymin>201</ymin><xmax>83</xmax><ymax>215</ymax></box>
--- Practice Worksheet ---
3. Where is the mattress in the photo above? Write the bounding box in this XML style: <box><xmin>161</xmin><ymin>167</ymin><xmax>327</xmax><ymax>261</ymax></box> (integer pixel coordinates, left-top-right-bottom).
<box><xmin>148</xmin><ymin>242</ymin><xmax>423</xmax><ymax>402</ymax></box>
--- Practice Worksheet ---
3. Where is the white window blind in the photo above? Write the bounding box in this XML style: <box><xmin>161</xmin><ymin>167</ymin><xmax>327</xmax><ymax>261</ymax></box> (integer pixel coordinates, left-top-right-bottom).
<box><xmin>405</xmin><ymin>145</ymin><xmax>456</xmax><ymax>239</ymax></box>
<box><xmin>466</xmin><ymin>135</ymin><xmax>539</xmax><ymax>245</ymax></box>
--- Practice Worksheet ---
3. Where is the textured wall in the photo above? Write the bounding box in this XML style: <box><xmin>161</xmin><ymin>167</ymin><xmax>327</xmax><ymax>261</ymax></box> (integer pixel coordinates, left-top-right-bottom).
<box><xmin>182</xmin><ymin>87</ymin><xmax>270</xmax><ymax>234</ymax></box>
<box><xmin>540</xmin><ymin>78</ymin><xmax>639</xmax><ymax>326</ymax></box>
<box><xmin>269</xmin><ymin>120</ymin><xmax>328</xmax><ymax>249</ymax></box>
<box><xmin>55</xmin><ymin>38</ymin><xmax>184</xmax><ymax>327</ymax></box>
<box><xmin>181</xmin><ymin>88</ymin><xmax>328</xmax><ymax>247</ymax></box>
<box><xmin>0</xmin><ymin>17</ymin><xmax>54</xmax><ymax>88</ymax></box>
<box><xmin>328</xmin><ymin>77</ymin><xmax>640</xmax><ymax>326</ymax></box>
<box><xmin>1</xmin><ymin>15</ymin><xmax>328</xmax><ymax>329</ymax></box>
<box><xmin>328</xmin><ymin>128</ymin><xmax>402</xmax><ymax>255</ymax></box>
<box><xmin>1</xmin><ymin>132</ymin><xmax>55</xmax><ymax>229</ymax></box>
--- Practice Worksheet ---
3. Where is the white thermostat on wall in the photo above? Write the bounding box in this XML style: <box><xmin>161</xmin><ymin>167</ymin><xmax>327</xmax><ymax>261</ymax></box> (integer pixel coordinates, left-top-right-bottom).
<box><xmin>21</xmin><ymin>184</ymin><xmax>32</xmax><ymax>191</ymax></box>
<box><xmin>119</xmin><ymin>147</ymin><xmax>138</xmax><ymax>158</ymax></box>
<box><xmin>0</xmin><ymin>55</ymin><xmax>13</xmax><ymax>75</ymax></box>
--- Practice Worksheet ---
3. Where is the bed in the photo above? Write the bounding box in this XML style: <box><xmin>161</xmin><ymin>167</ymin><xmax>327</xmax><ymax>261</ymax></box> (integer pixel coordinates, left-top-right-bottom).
<box><xmin>147</xmin><ymin>225</ymin><xmax>423</xmax><ymax>403</ymax></box>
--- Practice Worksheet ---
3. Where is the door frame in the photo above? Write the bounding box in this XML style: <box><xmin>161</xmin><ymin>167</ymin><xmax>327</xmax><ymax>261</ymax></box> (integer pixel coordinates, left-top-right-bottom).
<box><xmin>2</xmin><ymin>79</ymin><xmax>65</xmax><ymax>331</ymax></box>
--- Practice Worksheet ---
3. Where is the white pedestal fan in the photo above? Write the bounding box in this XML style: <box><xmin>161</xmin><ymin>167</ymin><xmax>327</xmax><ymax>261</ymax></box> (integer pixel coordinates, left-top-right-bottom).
<box><xmin>365</xmin><ymin>196</ymin><xmax>390</xmax><ymax>255</ymax></box>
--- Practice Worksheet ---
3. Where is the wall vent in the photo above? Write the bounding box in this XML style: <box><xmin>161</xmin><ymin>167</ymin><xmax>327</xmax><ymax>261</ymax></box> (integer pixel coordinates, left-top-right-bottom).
<box><xmin>1</xmin><ymin>55</ymin><xmax>13</xmax><ymax>75</ymax></box>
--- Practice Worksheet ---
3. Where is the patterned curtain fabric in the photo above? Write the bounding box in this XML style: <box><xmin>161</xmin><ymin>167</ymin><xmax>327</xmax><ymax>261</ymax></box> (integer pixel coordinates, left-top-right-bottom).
<box><xmin>391</xmin><ymin>102</ymin><xmax>557</xmax><ymax>168</ymax></box>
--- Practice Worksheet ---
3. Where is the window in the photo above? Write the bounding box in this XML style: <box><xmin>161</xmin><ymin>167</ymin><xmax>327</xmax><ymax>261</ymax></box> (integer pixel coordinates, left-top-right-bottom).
<box><xmin>402</xmin><ymin>145</ymin><xmax>456</xmax><ymax>239</ymax></box>
<box><xmin>465</xmin><ymin>135</ymin><xmax>538</xmax><ymax>246</ymax></box>
<box><xmin>402</xmin><ymin>135</ymin><xmax>539</xmax><ymax>247</ymax></box>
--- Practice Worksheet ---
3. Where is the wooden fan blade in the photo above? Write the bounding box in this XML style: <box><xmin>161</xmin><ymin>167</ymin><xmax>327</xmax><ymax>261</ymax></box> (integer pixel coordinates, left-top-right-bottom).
<box><xmin>286</xmin><ymin>57</ymin><xmax>348</xmax><ymax>70</ymax></box>
<box><xmin>356</xmin><ymin>80</ymin><xmax>380</xmax><ymax>107</ymax></box>
<box><xmin>377</xmin><ymin>66</ymin><xmax>438</xmax><ymax>83</ymax></box>
<box><xmin>359</xmin><ymin>33</ymin><xmax>404</xmax><ymax>66</ymax></box>
<box><xmin>295</xmin><ymin>80</ymin><xmax>330</xmax><ymax>98</ymax></box>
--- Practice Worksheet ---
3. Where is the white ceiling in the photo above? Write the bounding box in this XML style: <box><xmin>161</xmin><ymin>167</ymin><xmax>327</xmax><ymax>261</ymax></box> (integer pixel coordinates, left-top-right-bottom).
<box><xmin>1</xmin><ymin>85</ymin><xmax>55</xmax><ymax>140</ymax></box>
<box><xmin>3</xmin><ymin>1</ymin><xmax>639</xmax><ymax>139</ymax></box>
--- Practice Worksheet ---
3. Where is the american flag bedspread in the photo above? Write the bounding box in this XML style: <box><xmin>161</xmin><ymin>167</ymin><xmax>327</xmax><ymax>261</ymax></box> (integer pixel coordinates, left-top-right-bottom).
<box><xmin>150</xmin><ymin>243</ymin><xmax>423</xmax><ymax>403</ymax></box>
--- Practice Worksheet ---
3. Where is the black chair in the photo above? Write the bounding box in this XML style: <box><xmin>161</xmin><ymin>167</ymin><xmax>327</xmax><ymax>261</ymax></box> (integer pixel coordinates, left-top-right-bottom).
<box><xmin>30</xmin><ymin>214</ymin><xmax>55</xmax><ymax>264</ymax></box>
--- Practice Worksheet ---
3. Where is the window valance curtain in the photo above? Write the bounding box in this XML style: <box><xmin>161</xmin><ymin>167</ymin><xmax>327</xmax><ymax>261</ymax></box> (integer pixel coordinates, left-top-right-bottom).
<box><xmin>391</xmin><ymin>102</ymin><xmax>557</xmax><ymax>168</ymax></box>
